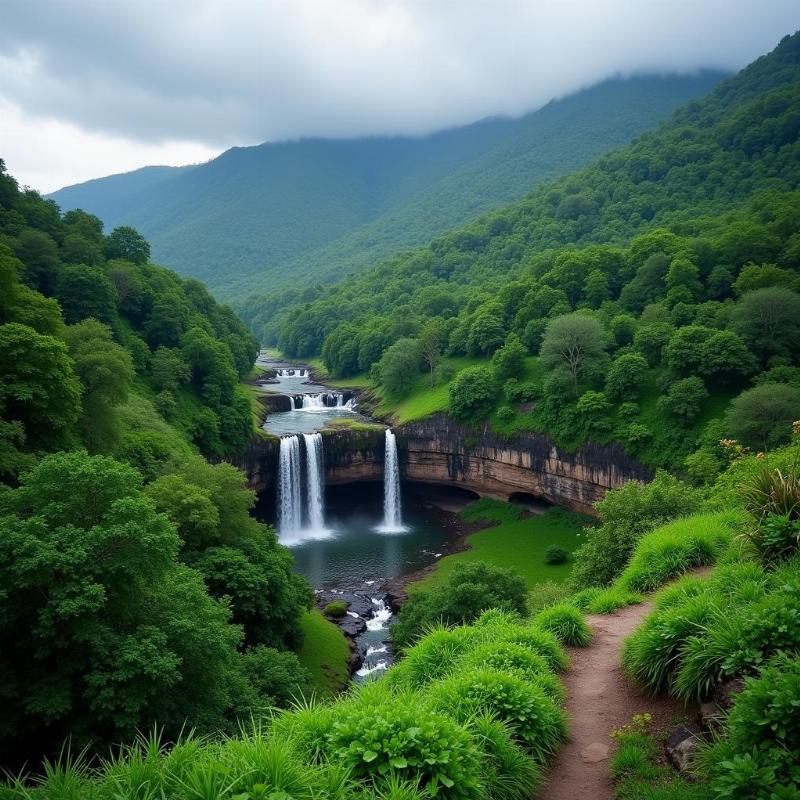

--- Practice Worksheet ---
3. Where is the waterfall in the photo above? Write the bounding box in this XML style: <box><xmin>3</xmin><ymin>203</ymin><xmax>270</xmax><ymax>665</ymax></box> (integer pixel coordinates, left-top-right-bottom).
<box><xmin>289</xmin><ymin>395</ymin><xmax>295</xmax><ymax>410</ymax></box>
<box><xmin>303</xmin><ymin>394</ymin><xmax>326</xmax><ymax>411</ymax></box>
<box><xmin>303</xmin><ymin>432</ymin><xmax>325</xmax><ymax>531</ymax></box>
<box><xmin>379</xmin><ymin>428</ymin><xmax>406</xmax><ymax>532</ymax></box>
<box><xmin>278</xmin><ymin>436</ymin><xmax>302</xmax><ymax>534</ymax></box>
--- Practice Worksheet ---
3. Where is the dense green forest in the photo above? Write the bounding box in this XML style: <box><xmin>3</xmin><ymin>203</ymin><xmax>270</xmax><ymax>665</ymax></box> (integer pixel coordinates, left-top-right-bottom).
<box><xmin>0</xmin><ymin>163</ymin><xmax>314</xmax><ymax>768</ymax></box>
<box><xmin>241</xmin><ymin>31</ymin><xmax>800</xmax><ymax>479</ymax></box>
<box><xmin>49</xmin><ymin>73</ymin><xmax>723</xmax><ymax>300</ymax></box>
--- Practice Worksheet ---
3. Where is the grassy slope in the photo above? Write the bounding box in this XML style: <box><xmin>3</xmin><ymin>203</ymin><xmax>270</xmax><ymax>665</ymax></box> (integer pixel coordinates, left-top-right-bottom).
<box><xmin>296</xmin><ymin>610</ymin><xmax>351</xmax><ymax>696</ymax></box>
<box><xmin>411</xmin><ymin>500</ymin><xmax>588</xmax><ymax>593</ymax></box>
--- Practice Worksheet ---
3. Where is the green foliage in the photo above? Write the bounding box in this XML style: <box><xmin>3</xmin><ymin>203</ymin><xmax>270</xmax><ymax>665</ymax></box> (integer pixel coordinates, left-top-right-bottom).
<box><xmin>64</xmin><ymin>318</ymin><xmax>134</xmax><ymax>452</ymax></box>
<box><xmin>323</xmin><ymin>600</ymin><xmax>349</xmax><ymax>618</ymax></box>
<box><xmin>605</xmin><ymin>353</ymin><xmax>649</xmax><ymax>401</ymax></box>
<box><xmin>392</xmin><ymin>561</ymin><xmax>528</xmax><ymax>650</ymax></box>
<box><xmin>428</xmin><ymin>670</ymin><xmax>567</xmax><ymax>763</ymax></box>
<box><xmin>544</xmin><ymin>545</ymin><xmax>569</xmax><ymax>565</ymax></box>
<box><xmin>327</xmin><ymin>694</ymin><xmax>483</xmax><ymax>798</ymax></box>
<box><xmin>615</xmin><ymin>512</ymin><xmax>737</xmax><ymax>593</ymax></box>
<box><xmin>448</xmin><ymin>366</ymin><xmax>497</xmax><ymax>423</ymax></box>
<box><xmin>0</xmin><ymin>452</ymin><xmax>247</xmax><ymax>761</ymax></box>
<box><xmin>725</xmin><ymin>383</ymin><xmax>800</xmax><ymax>451</ymax></box>
<box><xmin>532</xmin><ymin>604</ymin><xmax>591</xmax><ymax>647</ymax></box>
<box><xmin>539</xmin><ymin>313</ymin><xmax>608</xmax><ymax>396</ymax></box>
<box><xmin>491</xmin><ymin>334</ymin><xmax>528</xmax><ymax>382</ymax></box>
<box><xmin>657</xmin><ymin>377</ymin><xmax>708</xmax><ymax>424</ymax></box>
<box><xmin>379</xmin><ymin>338</ymin><xmax>422</xmax><ymax>397</ymax></box>
<box><xmin>570</xmin><ymin>471</ymin><xmax>703</xmax><ymax>589</ymax></box>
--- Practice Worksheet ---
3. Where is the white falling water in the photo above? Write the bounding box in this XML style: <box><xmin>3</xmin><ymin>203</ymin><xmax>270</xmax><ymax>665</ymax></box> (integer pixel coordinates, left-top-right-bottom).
<box><xmin>288</xmin><ymin>395</ymin><xmax>295</xmax><ymax>410</ymax></box>
<box><xmin>378</xmin><ymin>428</ymin><xmax>406</xmax><ymax>533</ymax></box>
<box><xmin>303</xmin><ymin>432</ymin><xmax>325</xmax><ymax>531</ymax></box>
<box><xmin>278</xmin><ymin>436</ymin><xmax>302</xmax><ymax>535</ymax></box>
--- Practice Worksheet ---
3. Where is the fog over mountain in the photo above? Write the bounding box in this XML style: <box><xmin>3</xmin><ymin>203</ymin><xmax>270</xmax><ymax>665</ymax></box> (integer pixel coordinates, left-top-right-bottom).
<box><xmin>1</xmin><ymin>0</ymin><xmax>797</xmax><ymax>190</ymax></box>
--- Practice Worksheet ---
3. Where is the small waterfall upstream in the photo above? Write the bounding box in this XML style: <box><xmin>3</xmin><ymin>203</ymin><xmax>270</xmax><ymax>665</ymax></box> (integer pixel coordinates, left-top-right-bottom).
<box><xmin>303</xmin><ymin>432</ymin><xmax>325</xmax><ymax>531</ymax></box>
<box><xmin>296</xmin><ymin>392</ymin><xmax>354</xmax><ymax>411</ymax></box>
<box><xmin>378</xmin><ymin>428</ymin><xmax>406</xmax><ymax>533</ymax></box>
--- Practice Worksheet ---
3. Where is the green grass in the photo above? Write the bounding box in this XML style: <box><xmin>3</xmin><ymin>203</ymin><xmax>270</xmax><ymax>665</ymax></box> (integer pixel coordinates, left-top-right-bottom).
<box><xmin>323</xmin><ymin>417</ymin><xmax>384</xmax><ymax>432</ymax></box>
<box><xmin>296</xmin><ymin>610</ymin><xmax>351</xmax><ymax>696</ymax></box>
<box><xmin>411</xmin><ymin>501</ymin><xmax>588</xmax><ymax>593</ymax></box>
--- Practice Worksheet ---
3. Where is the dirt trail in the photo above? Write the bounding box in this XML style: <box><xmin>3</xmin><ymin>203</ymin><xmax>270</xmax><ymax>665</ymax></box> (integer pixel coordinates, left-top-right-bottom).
<box><xmin>538</xmin><ymin>602</ymin><xmax>684</xmax><ymax>799</ymax></box>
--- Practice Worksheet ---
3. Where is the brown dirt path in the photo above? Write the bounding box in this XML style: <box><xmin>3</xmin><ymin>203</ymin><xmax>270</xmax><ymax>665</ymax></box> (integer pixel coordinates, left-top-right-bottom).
<box><xmin>537</xmin><ymin>602</ymin><xmax>684</xmax><ymax>799</ymax></box>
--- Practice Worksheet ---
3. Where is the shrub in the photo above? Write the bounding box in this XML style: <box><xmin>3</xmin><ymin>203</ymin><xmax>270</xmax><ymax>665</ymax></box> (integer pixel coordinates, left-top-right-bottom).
<box><xmin>496</xmin><ymin>405</ymin><xmax>515</xmax><ymax>424</ymax></box>
<box><xmin>469</xmin><ymin>713</ymin><xmax>542</xmax><ymax>800</ymax></box>
<box><xmin>448</xmin><ymin>366</ymin><xmax>497</xmax><ymax>423</ymax></box>
<box><xmin>491</xmin><ymin>334</ymin><xmax>528</xmax><ymax>382</ymax></box>
<box><xmin>706</xmin><ymin>655</ymin><xmax>800</xmax><ymax>799</ymax></box>
<box><xmin>574</xmin><ymin>586</ymin><xmax>644</xmax><ymax>614</ymax></box>
<box><xmin>458</xmin><ymin>642</ymin><xmax>552</xmax><ymax>683</ymax></box>
<box><xmin>616</xmin><ymin>512</ymin><xmax>737</xmax><ymax>593</ymax></box>
<box><xmin>323</xmin><ymin>600</ymin><xmax>349</xmax><ymax>618</ymax></box>
<box><xmin>503</xmin><ymin>379</ymin><xmax>539</xmax><ymax>404</ymax></box>
<box><xmin>526</xmin><ymin>581</ymin><xmax>570</xmax><ymax>614</ymax></box>
<box><xmin>492</xmin><ymin>623</ymin><xmax>568</xmax><ymax>673</ymax></box>
<box><xmin>428</xmin><ymin>670</ymin><xmax>566</xmax><ymax>764</ymax></box>
<box><xmin>392</xmin><ymin>562</ymin><xmax>528</xmax><ymax>650</ymax></box>
<box><xmin>544</xmin><ymin>545</ymin><xmax>569</xmax><ymax>565</ymax></box>
<box><xmin>327</xmin><ymin>693</ymin><xmax>483</xmax><ymax>798</ymax></box>
<box><xmin>725</xmin><ymin>383</ymin><xmax>800</xmax><ymax>451</ymax></box>
<box><xmin>570</xmin><ymin>471</ymin><xmax>703</xmax><ymax>589</ymax></box>
<box><xmin>533</xmin><ymin>604</ymin><xmax>591</xmax><ymax>647</ymax></box>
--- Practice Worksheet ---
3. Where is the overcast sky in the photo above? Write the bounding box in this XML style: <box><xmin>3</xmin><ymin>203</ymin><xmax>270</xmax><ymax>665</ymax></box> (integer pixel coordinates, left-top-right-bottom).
<box><xmin>0</xmin><ymin>0</ymin><xmax>797</xmax><ymax>193</ymax></box>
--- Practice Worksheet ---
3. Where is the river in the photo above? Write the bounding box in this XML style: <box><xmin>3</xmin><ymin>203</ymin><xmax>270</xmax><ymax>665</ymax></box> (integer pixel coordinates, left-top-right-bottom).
<box><xmin>252</xmin><ymin>354</ymin><xmax>467</xmax><ymax>678</ymax></box>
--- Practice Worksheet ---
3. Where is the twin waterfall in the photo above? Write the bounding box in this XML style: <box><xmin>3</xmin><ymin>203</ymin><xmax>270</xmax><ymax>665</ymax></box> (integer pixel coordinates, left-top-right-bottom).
<box><xmin>277</xmin><ymin>427</ymin><xmax>404</xmax><ymax>540</ymax></box>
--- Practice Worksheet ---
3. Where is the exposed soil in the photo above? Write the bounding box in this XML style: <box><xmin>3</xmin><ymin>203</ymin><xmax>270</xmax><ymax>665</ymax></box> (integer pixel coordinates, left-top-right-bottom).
<box><xmin>538</xmin><ymin>602</ymin><xmax>686</xmax><ymax>800</ymax></box>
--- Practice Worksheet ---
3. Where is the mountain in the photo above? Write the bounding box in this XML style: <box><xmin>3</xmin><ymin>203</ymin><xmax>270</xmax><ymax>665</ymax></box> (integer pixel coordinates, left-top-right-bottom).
<box><xmin>49</xmin><ymin>72</ymin><xmax>725</xmax><ymax>300</ymax></box>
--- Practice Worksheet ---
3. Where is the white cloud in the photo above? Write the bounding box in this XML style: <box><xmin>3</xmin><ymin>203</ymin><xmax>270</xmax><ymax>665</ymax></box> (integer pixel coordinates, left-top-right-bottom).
<box><xmin>0</xmin><ymin>0</ymin><xmax>797</xmax><ymax>191</ymax></box>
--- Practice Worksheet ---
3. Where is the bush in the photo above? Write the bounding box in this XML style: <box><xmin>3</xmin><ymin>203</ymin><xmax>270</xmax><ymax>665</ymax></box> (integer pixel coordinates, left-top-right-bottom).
<box><xmin>327</xmin><ymin>692</ymin><xmax>483</xmax><ymax>798</ymax></box>
<box><xmin>706</xmin><ymin>655</ymin><xmax>800</xmax><ymax>799</ymax></box>
<box><xmin>725</xmin><ymin>383</ymin><xmax>800</xmax><ymax>451</ymax></box>
<box><xmin>392</xmin><ymin>562</ymin><xmax>528</xmax><ymax>651</ymax></box>
<box><xmin>448</xmin><ymin>366</ymin><xmax>497</xmax><ymax>423</ymax></box>
<box><xmin>544</xmin><ymin>545</ymin><xmax>569</xmax><ymax>565</ymax></box>
<box><xmin>428</xmin><ymin>670</ymin><xmax>567</xmax><ymax>764</ymax></box>
<box><xmin>616</xmin><ymin>512</ymin><xmax>737</xmax><ymax>593</ymax></box>
<box><xmin>533</xmin><ymin>604</ymin><xmax>591</xmax><ymax>647</ymax></box>
<box><xmin>570</xmin><ymin>471</ymin><xmax>703</xmax><ymax>589</ymax></box>
<box><xmin>503</xmin><ymin>379</ymin><xmax>539</xmax><ymax>404</ymax></box>
<box><xmin>496</xmin><ymin>405</ymin><xmax>515</xmax><ymax>423</ymax></box>
<box><xmin>323</xmin><ymin>600</ymin><xmax>349</xmax><ymax>618</ymax></box>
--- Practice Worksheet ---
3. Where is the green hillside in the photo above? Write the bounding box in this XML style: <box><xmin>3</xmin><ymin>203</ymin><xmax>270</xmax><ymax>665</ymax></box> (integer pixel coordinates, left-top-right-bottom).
<box><xmin>245</xmin><ymin>31</ymin><xmax>800</xmax><ymax>479</ymax></box>
<box><xmin>48</xmin><ymin>73</ymin><xmax>724</xmax><ymax>300</ymax></box>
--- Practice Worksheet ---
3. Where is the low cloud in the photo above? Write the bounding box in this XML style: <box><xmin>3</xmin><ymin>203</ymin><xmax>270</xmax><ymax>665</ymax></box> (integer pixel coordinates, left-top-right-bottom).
<box><xmin>0</xmin><ymin>0</ymin><xmax>797</xmax><ymax>191</ymax></box>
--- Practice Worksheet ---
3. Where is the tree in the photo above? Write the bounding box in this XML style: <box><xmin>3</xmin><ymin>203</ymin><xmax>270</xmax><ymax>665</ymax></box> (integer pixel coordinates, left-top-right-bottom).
<box><xmin>731</xmin><ymin>288</ymin><xmax>800</xmax><ymax>365</ymax></box>
<box><xmin>583</xmin><ymin>269</ymin><xmax>610</xmax><ymax>308</ymax></box>
<box><xmin>322</xmin><ymin>322</ymin><xmax>360</xmax><ymax>377</ymax></box>
<box><xmin>378</xmin><ymin>337</ymin><xmax>420</xmax><ymax>396</ymax></box>
<box><xmin>657</xmin><ymin>376</ymin><xmax>708</xmax><ymax>423</ymax></box>
<box><xmin>663</xmin><ymin>325</ymin><xmax>713</xmax><ymax>376</ymax></box>
<box><xmin>664</xmin><ymin>256</ymin><xmax>702</xmax><ymax>300</ymax></box>
<box><xmin>698</xmin><ymin>330</ymin><xmax>757</xmax><ymax>381</ymax></box>
<box><xmin>491</xmin><ymin>332</ymin><xmax>527</xmax><ymax>382</ymax></box>
<box><xmin>610</xmin><ymin>314</ymin><xmax>637</xmax><ymax>347</ymax></box>
<box><xmin>150</xmin><ymin>346</ymin><xmax>190</xmax><ymax>392</ymax></box>
<box><xmin>106</xmin><ymin>225</ymin><xmax>150</xmax><ymax>264</ymax></box>
<box><xmin>539</xmin><ymin>313</ymin><xmax>607</xmax><ymax>395</ymax></box>
<box><xmin>633</xmin><ymin>321</ymin><xmax>673</xmax><ymax>366</ymax></box>
<box><xmin>14</xmin><ymin>228</ymin><xmax>59</xmax><ymax>294</ymax></box>
<box><xmin>605</xmin><ymin>353</ymin><xmax>649</xmax><ymax>401</ymax></box>
<box><xmin>418</xmin><ymin>317</ymin><xmax>446</xmax><ymax>385</ymax></box>
<box><xmin>725</xmin><ymin>384</ymin><xmax>800</xmax><ymax>451</ymax></box>
<box><xmin>64</xmin><ymin>319</ymin><xmax>134</xmax><ymax>452</ymax></box>
<box><xmin>0</xmin><ymin>322</ymin><xmax>81</xmax><ymax>452</ymax></box>
<box><xmin>448</xmin><ymin>366</ymin><xmax>496</xmax><ymax>423</ymax></box>
<box><xmin>467</xmin><ymin>309</ymin><xmax>505</xmax><ymax>355</ymax></box>
<box><xmin>576</xmin><ymin>390</ymin><xmax>612</xmax><ymax>437</ymax></box>
<box><xmin>392</xmin><ymin>561</ymin><xmax>528</xmax><ymax>650</ymax></box>
<box><xmin>55</xmin><ymin>264</ymin><xmax>117</xmax><ymax>325</ymax></box>
<box><xmin>0</xmin><ymin>452</ymin><xmax>246</xmax><ymax>762</ymax></box>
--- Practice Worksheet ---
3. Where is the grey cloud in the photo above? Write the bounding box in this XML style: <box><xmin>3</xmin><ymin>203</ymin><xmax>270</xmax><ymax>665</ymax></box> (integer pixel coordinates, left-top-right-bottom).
<box><xmin>0</xmin><ymin>0</ymin><xmax>798</xmax><ymax>148</ymax></box>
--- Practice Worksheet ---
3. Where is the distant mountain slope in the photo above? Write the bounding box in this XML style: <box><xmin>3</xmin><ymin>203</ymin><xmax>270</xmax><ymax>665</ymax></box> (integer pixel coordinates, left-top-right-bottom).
<box><xmin>49</xmin><ymin>72</ymin><xmax>725</xmax><ymax>300</ymax></box>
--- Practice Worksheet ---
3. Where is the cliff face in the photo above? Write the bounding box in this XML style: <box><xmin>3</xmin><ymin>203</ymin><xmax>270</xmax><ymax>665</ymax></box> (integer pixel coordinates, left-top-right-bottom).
<box><xmin>399</xmin><ymin>414</ymin><xmax>651</xmax><ymax>514</ymax></box>
<box><xmin>236</xmin><ymin>414</ymin><xmax>651</xmax><ymax>515</ymax></box>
